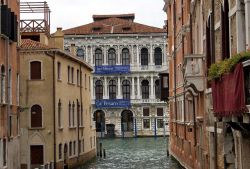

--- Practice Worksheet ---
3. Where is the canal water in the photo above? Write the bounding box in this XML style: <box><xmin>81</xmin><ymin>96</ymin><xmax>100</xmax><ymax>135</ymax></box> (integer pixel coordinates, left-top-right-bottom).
<box><xmin>79</xmin><ymin>137</ymin><xmax>183</xmax><ymax>169</ymax></box>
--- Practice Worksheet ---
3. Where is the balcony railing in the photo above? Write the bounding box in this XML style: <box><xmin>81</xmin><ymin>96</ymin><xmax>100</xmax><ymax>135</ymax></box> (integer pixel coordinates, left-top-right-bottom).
<box><xmin>131</xmin><ymin>65</ymin><xmax>168</xmax><ymax>72</ymax></box>
<box><xmin>92</xmin><ymin>98</ymin><xmax>165</xmax><ymax>105</ymax></box>
<box><xmin>20</xmin><ymin>19</ymin><xmax>50</xmax><ymax>34</ymax></box>
<box><xmin>183</xmin><ymin>54</ymin><xmax>205</xmax><ymax>91</ymax></box>
<box><xmin>94</xmin><ymin>65</ymin><xmax>130</xmax><ymax>75</ymax></box>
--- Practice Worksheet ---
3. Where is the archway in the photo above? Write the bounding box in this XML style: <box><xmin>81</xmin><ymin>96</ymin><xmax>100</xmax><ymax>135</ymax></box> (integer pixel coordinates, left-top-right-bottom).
<box><xmin>121</xmin><ymin>110</ymin><xmax>134</xmax><ymax>132</ymax></box>
<box><xmin>94</xmin><ymin>110</ymin><xmax>105</xmax><ymax>132</ymax></box>
<box><xmin>224</xmin><ymin>126</ymin><xmax>235</xmax><ymax>169</ymax></box>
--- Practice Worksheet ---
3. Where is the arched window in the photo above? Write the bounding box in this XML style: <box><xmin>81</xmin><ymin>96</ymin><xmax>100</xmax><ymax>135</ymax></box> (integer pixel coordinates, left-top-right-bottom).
<box><xmin>154</xmin><ymin>47</ymin><xmax>162</xmax><ymax>65</ymax></box>
<box><xmin>1</xmin><ymin>65</ymin><xmax>6</xmax><ymax>103</ymax></box>
<box><xmin>142</xmin><ymin>80</ymin><xmax>149</xmax><ymax>99</ymax></box>
<box><xmin>95</xmin><ymin>49</ymin><xmax>103</xmax><ymax>66</ymax></box>
<box><xmin>31</xmin><ymin>105</ymin><xmax>42</xmax><ymax>128</ymax></box>
<box><xmin>155</xmin><ymin>80</ymin><xmax>160</xmax><ymax>99</ymax></box>
<box><xmin>95</xmin><ymin>80</ymin><xmax>103</xmax><ymax>100</ymax></box>
<box><xmin>122</xmin><ymin>80</ymin><xmax>130</xmax><ymax>99</ymax></box>
<box><xmin>122</xmin><ymin>48</ymin><xmax>130</xmax><ymax>65</ymax></box>
<box><xmin>58</xmin><ymin>143</ymin><xmax>62</xmax><ymax>159</ymax></box>
<box><xmin>30</xmin><ymin>61</ymin><xmax>41</xmax><ymax>79</ymax></box>
<box><xmin>108</xmin><ymin>48</ymin><xmax>116</xmax><ymax>65</ymax></box>
<box><xmin>76</xmin><ymin>47</ymin><xmax>84</xmax><ymax>59</ymax></box>
<box><xmin>141</xmin><ymin>48</ymin><xmax>149</xmax><ymax>66</ymax></box>
<box><xmin>109</xmin><ymin>80</ymin><xmax>116</xmax><ymax>99</ymax></box>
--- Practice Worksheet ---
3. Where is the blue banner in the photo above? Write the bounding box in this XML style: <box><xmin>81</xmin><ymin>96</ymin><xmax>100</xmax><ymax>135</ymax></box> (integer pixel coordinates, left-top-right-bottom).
<box><xmin>95</xmin><ymin>99</ymin><xmax>131</xmax><ymax>108</ymax></box>
<box><xmin>95</xmin><ymin>65</ymin><xmax>130</xmax><ymax>74</ymax></box>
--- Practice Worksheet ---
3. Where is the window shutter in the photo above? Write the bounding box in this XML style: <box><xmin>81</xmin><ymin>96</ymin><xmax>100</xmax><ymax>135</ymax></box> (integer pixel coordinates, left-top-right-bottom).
<box><xmin>10</xmin><ymin>12</ymin><xmax>17</xmax><ymax>42</ymax></box>
<box><xmin>30</xmin><ymin>61</ymin><xmax>41</xmax><ymax>79</ymax></box>
<box><xmin>1</xmin><ymin>5</ymin><xmax>11</xmax><ymax>37</ymax></box>
<box><xmin>30</xmin><ymin>145</ymin><xmax>44</xmax><ymax>164</ymax></box>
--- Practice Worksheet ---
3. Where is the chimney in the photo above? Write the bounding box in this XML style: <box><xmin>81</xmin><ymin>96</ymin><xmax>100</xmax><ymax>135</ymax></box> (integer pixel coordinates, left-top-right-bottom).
<box><xmin>70</xmin><ymin>43</ymin><xmax>77</xmax><ymax>56</ymax></box>
<box><xmin>51</xmin><ymin>27</ymin><xmax>64</xmax><ymax>50</ymax></box>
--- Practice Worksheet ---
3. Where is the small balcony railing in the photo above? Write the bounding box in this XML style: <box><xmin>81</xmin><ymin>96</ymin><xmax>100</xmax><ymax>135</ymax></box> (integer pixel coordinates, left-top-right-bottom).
<box><xmin>131</xmin><ymin>65</ymin><xmax>168</xmax><ymax>72</ymax></box>
<box><xmin>183</xmin><ymin>54</ymin><xmax>205</xmax><ymax>91</ymax></box>
<box><xmin>20</xmin><ymin>19</ymin><xmax>50</xmax><ymax>34</ymax></box>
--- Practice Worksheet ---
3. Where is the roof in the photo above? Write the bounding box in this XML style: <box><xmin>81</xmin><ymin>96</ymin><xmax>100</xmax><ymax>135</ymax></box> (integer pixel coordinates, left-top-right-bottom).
<box><xmin>63</xmin><ymin>16</ymin><xmax>166</xmax><ymax>35</ymax></box>
<box><xmin>21</xmin><ymin>39</ymin><xmax>54</xmax><ymax>50</ymax></box>
<box><xmin>93</xmin><ymin>13</ymin><xmax>135</xmax><ymax>21</ymax></box>
<box><xmin>20</xmin><ymin>39</ymin><xmax>93</xmax><ymax>70</ymax></box>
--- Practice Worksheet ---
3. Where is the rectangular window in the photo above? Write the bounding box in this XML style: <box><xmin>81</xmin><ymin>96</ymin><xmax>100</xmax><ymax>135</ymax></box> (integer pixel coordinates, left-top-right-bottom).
<box><xmin>30</xmin><ymin>145</ymin><xmax>44</xmax><ymax>166</ymax></box>
<box><xmin>68</xmin><ymin>103</ymin><xmax>71</xmax><ymax>127</ymax></box>
<box><xmin>79</xmin><ymin>140</ymin><xmax>81</xmax><ymax>153</ymax></box>
<box><xmin>9</xmin><ymin>115</ymin><xmax>12</xmax><ymax>136</ymax></box>
<box><xmin>9</xmin><ymin>69</ymin><xmax>12</xmax><ymax>104</ymax></box>
<box><xmin>157</xmin><ymin>108</ymin><xmax>163</xmax><ymax>116</ymax></box>
<box><xmin>85</xmin><ymin>74</ymin><xmax>87</xmax><ymax>89</ymax></box>
<box><xmin>16</xmin><ymin>73</ymin><xmax>19</xmax><ymax>105</ymax></box>
<box><xmin>57</xmin><ymin>62</ymin><xmax>61</xmax><ymax>80</ymax></box>
<box><xmin>157</xmin><ymin>119</ymin><xmax>164</xmax><ymax>128</ymax></box>
<box><xmin>71</xmin><ymin>67</ymin><xmax>74</xmax><ymax>83</ymax></box>
<box><xmin>69</xmin><ymin>142</ymin><xmax>72</xmax><ymax>156</ymax></box>
<box><xmin>143</xmin><ymin>108</ymin><xmax>149</xmax><ymax>116</ymax></box>
<box><xmin>67</xmin><ymin>66</ymin><xmax>70</xmax><ymax>83</ymax></box>
<box><xmin>90</xmin><ymin>137</ymin><xmax>92</xmax><ymax>148</ymax></box>
<box><xmin>77</xmin><ymin>69</ymin><xmax>80</xmax><ymax>86</ymax></box>
<box><xmin>59</xmin><ymin>144</ymin><xmax>62</xmax><ymax>159</ymax></box>
<box><xmin>3</xmin><ymin>139</ymin><xmax>7</xmax><ymax>166</ymax></box>
<box><xmin>82</xmin><ymin>139</ymin><xmax>85</xmax><ymax>152</ymax></box>
<box><xmin>80</xmin><ymin>71</ymin><xmax>82</xmax><ymax>86</ymax></box>
<box><xmin>30</xmin><ymin>61</ymin><xmax>41</xmax><ymax>80</ymax></box>
<box><xmin>73</xmin><ymin>141</ymin><xmax>76</xmax><ymax>155</ymax></box>
<box><xmin>143</xmin><ymin>119</ymin><xmax>150</xmax><ymax>129</ymax></box>
<box><xmin>58</xmin><ymin>100</ymin><xmax>62</xmax><ymax>128</ymax></box>
<box><xmin>72</xmin><ymin>103</ymin><xmax>75</xmax><ymax>127</ymax></box>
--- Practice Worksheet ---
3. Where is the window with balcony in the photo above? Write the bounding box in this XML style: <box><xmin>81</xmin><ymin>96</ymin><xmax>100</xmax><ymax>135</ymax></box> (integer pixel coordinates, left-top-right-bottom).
<box><xmin>77</xmin><ymin>47</ymin><xmax>85</xmax><ymax>59</ymax></box>
<box><xmin>155</xmin><ymin>80</ymin><xmax>160</xmax><ymax>99</ymax></box>
<box><xmin>108</xmin><ymin>48</ymin><xmax>116</xmax><ymax>65</ymax></box>
<box><xmin>122</xmin><ymin>80</ymin><xmax>130</xmax><ymax>99</ymax></box>
<box><xmin>122</xmin><ymin>48</ymin><xmax>130</xmax><ymax>65</ymax></box>
<box><xmin>30</xmin><ymin>61</ymin><xmax>41</xmax><ymax>80</ymax></box>
<box><xmin>109</xmin><ymin>80</ymin><xmax>117</xmax><ymax>99</ymax></box>
<box><xmin>142</xmin><ymin>80</ymin><xmax>149</xmax><ymax>99</ymax></box>
<box><xmin>141</xmin><ymin>48</ymin><xmax>149</xmax><ymax>66</ymax></box>
<box><xmin>95</xmin><ymin>48</ymin><xmax>103</xmax><ymax>66</ymax></box>
<box><xmin>154</xmin><ymin>47</ymin><xmax>162</xmax><ymax>65</ymax></box>
<box><xmin>31</xmin><ymin>105</ymin><xmax>42</xmax><ymax>128</ymax></box>
<box><xmin>95</xmin><ymin>80</ymin><xmax>103</xmax><ymax>100</ymax></box>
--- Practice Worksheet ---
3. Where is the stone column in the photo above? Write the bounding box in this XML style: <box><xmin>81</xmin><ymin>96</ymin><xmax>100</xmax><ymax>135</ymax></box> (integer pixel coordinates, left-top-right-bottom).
<box><xmin>104</xmin><ymin>77</ymin><xmax>108</xmax><ymax>99</ymax></box>
<box><xmin>117</xmin><ymin>45</ymin><xmax>120</xmax><ymax>65</ymax></box>
<box><xmin>104</xmin><ymin>46</ymin><xmax>107</xmax><ymax>65</ymax></box>
<box><xmin>131</xmin><ymin>45</ymin><xmax>134</xmax><ymax>65</ymax></box>
<box><xmin>131</xmin><ymin>77</ymin><xmax>135</xmax><ymax>99</ymax></box>
<box><xmin>236</xmin><ymin>1</ymin><xmax>246</xmax><ymax>52</ymax></box>
<box><xmin>150</xmin><ymin>75</ymin><xmax>154</xmax><ymax>99</ymax></box>
<box><xmin>137</xmin><ymin>45</ymin><xmax>140</xmax><ymax>66</ymax></box>
<box><xmin>137</xmin><ymin>76</ymin><xmax>140</xmax><ymax>99</ymax></box>
<box><xmin>150</xmin><ymin>44</ymin><xmax>153</xmax><ymax>66</ymax></box>
<box><xmin>245</xmin><ymin>0</ymin><xmax>250</xmax><ymax>50</ymax></box>
<box><xmin>90</xmin><ymin>46</ymin><xmax>93</xmax><ymax>65</ymax></box>
<box><xmin>118</xmin><ymin>77</ymin><xmax>122</xmax><ymax>99</ymax></box>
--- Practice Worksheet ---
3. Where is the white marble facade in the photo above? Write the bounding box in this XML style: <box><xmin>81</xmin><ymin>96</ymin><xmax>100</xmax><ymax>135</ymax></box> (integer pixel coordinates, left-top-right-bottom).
<box><xmin>64</xmin><ymin>34</ymin><xmax>169</xmax><ymax>137</ymax></box>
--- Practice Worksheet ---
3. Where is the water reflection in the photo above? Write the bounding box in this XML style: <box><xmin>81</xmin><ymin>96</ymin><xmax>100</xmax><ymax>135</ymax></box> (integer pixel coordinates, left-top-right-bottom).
<box><xmin>79</xmin><ymin>137</ymin><xmax>183</xmax><ymax>169</ymax></box>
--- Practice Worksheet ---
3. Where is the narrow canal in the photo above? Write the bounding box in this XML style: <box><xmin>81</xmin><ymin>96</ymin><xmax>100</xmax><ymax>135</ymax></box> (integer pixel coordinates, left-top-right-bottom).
<box><xmin>79</xmin><ymin>137</ymin><xmax>183</xmax><ymax>169</ymax></box>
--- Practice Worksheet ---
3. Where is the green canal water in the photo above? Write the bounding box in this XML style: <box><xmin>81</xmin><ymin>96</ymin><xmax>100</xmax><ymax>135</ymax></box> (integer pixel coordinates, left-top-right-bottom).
<box><xmin>79</xmin><ymin>137</ymin><xmax>183</xmax><ymax>169</ymax></box>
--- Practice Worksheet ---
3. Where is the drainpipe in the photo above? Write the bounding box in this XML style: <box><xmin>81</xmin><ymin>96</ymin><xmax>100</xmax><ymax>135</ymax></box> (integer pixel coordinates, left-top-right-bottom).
<box><xmin>173</xmin><ymin>0</ymin><xmax>177</xmax><ymax>135</ymax></box>
<box><xmin>78</xmin><ymin>64</ymin><xmax>82</xmax><ymax>160</ymax></box>
<box><xmin>181</xmin><ymin>0</ymin><xmax>187</xmax><ymax>140</ymax></box>
<box><xmin>211</xmin><ymin>0</ymin><xmax>218</xmax><ymax>168</ymax></box>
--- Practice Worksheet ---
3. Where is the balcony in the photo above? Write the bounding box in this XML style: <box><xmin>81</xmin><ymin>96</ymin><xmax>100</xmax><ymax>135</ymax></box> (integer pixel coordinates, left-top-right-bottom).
<box><xmin>131</xmin><ymin>65</ymin><xmax>168</xmax><ymax>72</ymax></box>
<box><xmin>183</xmin><ymin>54</ymin><xmax>205</xmax><ymax>91</ymax></box>
<box><xmin>94</xmin><ymin>65</ymin><xmax>130</xmax><ymax>75</ymax></box>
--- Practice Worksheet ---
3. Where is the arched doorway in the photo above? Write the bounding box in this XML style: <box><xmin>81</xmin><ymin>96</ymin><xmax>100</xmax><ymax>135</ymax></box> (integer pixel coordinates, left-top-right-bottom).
<box><xmin>94</xmin><ymin>110</ymin><xmax>105</xmax><ymax>132</ymax></box>
<box><xmin>224</xmin><ymin>126</ymin><xmax>235</xmax><ymax>169</ymax></box>
<box><xmin>121</xmin><ymin>110</ymin><xmax>134</xmax><ymax>132</ymax></box>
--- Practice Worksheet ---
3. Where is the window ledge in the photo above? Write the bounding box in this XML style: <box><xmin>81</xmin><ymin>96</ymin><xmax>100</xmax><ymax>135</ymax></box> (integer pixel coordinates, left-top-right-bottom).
<box><xmin>67</xmin><ymin>82</ymin><xmax>75</xmax><ymax>86</ymax></box>
<box><xmin>58</xmin><ymin>127</ymin><xmax>63</xmax><ymax>131</ymax></box>
<box><xmin>57</xmin><ymin>79</ymin><xmax>62</xmax><ymax>82</ymax></box>
<box><xmin>29</xmin><ymin>79</ymin><xmax>45</xmax><ymax>81</ymax></box>
<box><xmin>29</xmin><ymin>127</ymin><xmax>45</xmax><ymax>130</ymax></box>
<box><xmin>69</xmin><ymin>126</ymin><xmax>77</xmax><ymax>129</ymax></box>
<box><xmin>79</xmin><ymin>126</ymin><xmax>84</xmax><ymax>129</ymax></box>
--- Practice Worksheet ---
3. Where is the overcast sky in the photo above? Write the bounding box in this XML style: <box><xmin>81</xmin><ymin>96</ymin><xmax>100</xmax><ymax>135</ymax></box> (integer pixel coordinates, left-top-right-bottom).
<box><xmin>20</xmin><ymin>0</ymin><xmax>166</xmax><ymax>33</ymax></box>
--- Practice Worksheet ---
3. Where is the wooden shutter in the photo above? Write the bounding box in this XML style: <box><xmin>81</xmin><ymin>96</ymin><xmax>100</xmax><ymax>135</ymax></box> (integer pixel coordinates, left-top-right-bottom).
<box><xmin>31</xmin><ymin>105</ymin><xmax>42</xmax><ymax>128</ymax></box>
<box><xmin>30</xmin><ymin>145</ymin><xmax>44</xmax><ymax>164</ymax></box>
<box><xmin>1</xmin><ymin>5</ymin><xmax>11</xmax><ymax>37</ymax></box>
<box><xmin>30</xmin><ymin>61</ymin><xmax>41</xmax><ymax>79</ymax></box>
<box><xmin>10</xmin><ymin>12</ymin><xmax>17</xmax><ymax>42</ymax></box>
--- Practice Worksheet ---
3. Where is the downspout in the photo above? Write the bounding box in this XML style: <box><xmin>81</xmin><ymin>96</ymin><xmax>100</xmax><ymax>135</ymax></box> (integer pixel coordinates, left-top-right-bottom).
<box><xmin>52</xmin><ymin>51</ymin><xmax>57</xmax><ymax>169</ymax></box>
<box><xmin>78</xmin><ymin>64</ymin><xmax>82</xmax><ymax>160</ymax></box>
<box><xmin>211</xmin><ymin>0</ymin><xmax>218</xmax><ymax>168</ymax></box>
<box><xmin>181</xmin><ymin>0</ymin><xmax>186</xmax><ymax>140</ymax></box>
<box><xmin>173</xmin><ymin>0</ymin><xmax>177</xmax><ymax>134</ymax></box>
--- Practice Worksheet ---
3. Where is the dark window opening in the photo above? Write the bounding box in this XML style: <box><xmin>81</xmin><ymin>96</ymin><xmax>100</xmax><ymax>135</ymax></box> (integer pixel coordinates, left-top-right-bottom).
<box><xmin>95</xmin><ymin>49</ymin><xmax>103</xmax><ymax>66</ymax></box>
<box><xmin>122</xmin><ymin>48</ymin><xmax>130</xmax><ymax>65</ymax></box>
<box><xmin>141</xmin><ymin>48</ymin><xmax>149</xmax><ymax>66</ymax></box>
<box><xmin>108</xmin><ymin>48</ymin><xmax>116</xmax><ymax>65</ymax></box>
<box><xmin>142</xmin><ymin>80</ymin><xmax>149</xmax><ymax>99</ymax></box>
<box><xmin>30</xmin><ymin>61</ymin><xmax>41</xmax><ymax>80</ymax></box>
<box><xmin>95</xmin><ymin>80</ymin><xmax>103</xmax><ymax>100</ymax></box>
<box><xmin>109</xmin><ymin>80</ymin><xmax>116</xmax><ymax>99</ymax></box>
<box><xmin>122</xmin><ymin>80</ymin><xmax>130</xmax><ymax>99</ymax></box>
<box><xmin>31</xmin><ymin>105</ymin><xmax>42</xmax><ymax>128</ymax></box>
<box><xmin>154</xmin><ymin>47</ymin><xmax>162</xmax><ymax>65</ymax></box>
